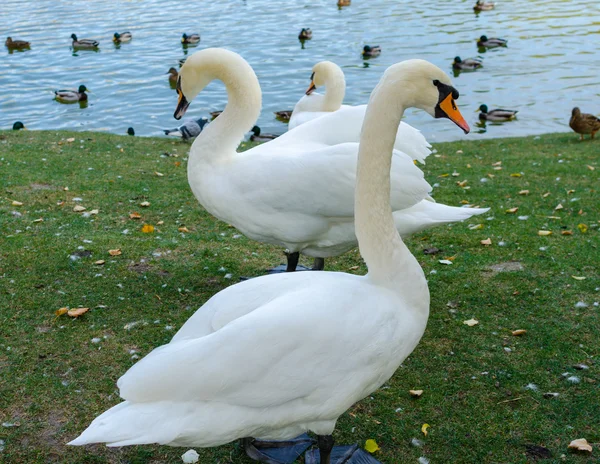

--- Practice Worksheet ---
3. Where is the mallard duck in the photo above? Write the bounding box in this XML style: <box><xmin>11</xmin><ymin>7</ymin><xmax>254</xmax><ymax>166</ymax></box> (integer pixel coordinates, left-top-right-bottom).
<box><xmin>210</xmin><ymin>110</ymin><xmax>222</xmax><ymax>120</ymax></box>
<box><xmin>181</xmin><ymin>33</ymin><xmax>200</xmax><ymax>44</ymax></box>
<box><xmin>298</xmin><ymin>28</ymin><xmax>312</xmax><ymax>40</ymax></box>
<box><xmin>474</xmin><ymin>0</ymin><xmax>495</xmax><ymax>11</ymax></box>
<box><xmin>274</xmin><ymin>110</ymin><xmax>293</xmax><ymax>123</ymax></box>
<box><xmin>362</xmin><ymin>45</ymin><xmax>381</xmax><ymax>57</ymax></box>
<box><xmin>12</xmin><ymin>121</ymin><xmax>26</xmax><ymax>130</ymax></box>
<box><xmin>249</xmin><ymin>125</ymin><xmax>278</xmax><ymax>142</ymax></box>
<box><xmin>127</xmin><ymin>127</ymin><xmax>135</xmax><ymax>136</ymax></box>
<box><xmin>477</xmin><ymin>35</ymin><xmax>507</xmax><ymax>48</ymax></box>
<box><xmin>337</xmin><ymin>0</ymin><xmax>351</xmax><ymax>6</ymax></box>
<box><xmin>452</xmin><ymin>56</ymin><xmax>482</xmax><ymax>70</ymax></box>
<box><xmin>54</xmin><ymin>85</ymin><xmax>89</xmax><ymax>103</ymax></box>
<box><xmin>69</xmin><ymin>52</ymin><xmax>471</xmax><ymax>464</ymax></box>
<box><xmin>569</xmin><ymin>107</ymin><xmax>600</xmax><ymax>140</ymax></box>
<box><xmin>5</xmin><ymin>37</ymin><xmax>30</xmax><ymax>49</ymax></box>
<box><xmin>70</xmin><ymin>34</ymin><xmax>99</xmax><ymax>49</ymax></box>
<box><xmin>477</xmin><ymin>104</ymin><xmax>518</xmax><ymax>122</ymax></box>
<box><xmin>113</xmin><ymin>32</ymin><xmax>132</xmax><ymax>43</ymax></box>
<box><xmin>164</xmin><ymin>118</ymin><xmax>209</xmax><ymax>141</ymax></box>
<box><xmin>167</xmin><ymin>67</ymin><xmax>179</xmax><ymax>85</ymax></box>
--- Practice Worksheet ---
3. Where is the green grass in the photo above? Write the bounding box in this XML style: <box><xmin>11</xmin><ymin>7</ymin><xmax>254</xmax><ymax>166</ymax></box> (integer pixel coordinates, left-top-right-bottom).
<box><xmin>0</xmin><ymin>130</ymin><xmax>598</xmax><ymax>463</ymax></box>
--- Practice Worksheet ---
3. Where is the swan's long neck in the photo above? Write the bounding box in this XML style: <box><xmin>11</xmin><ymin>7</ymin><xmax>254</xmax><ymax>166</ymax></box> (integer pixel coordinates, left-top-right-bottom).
<box><xmin>354</xmin><ymin>78</ymin><xmax>426</xmax><ymax>294</ymax></box>
<box><xmin>322</xmin><ymin>72</ymin><xmax>345</xmax><ymax>112</ymax></box>
<box><xmin>191</xmin><ymin>54</ymin><xmax>262</xmax><ymax>161</ymax></box>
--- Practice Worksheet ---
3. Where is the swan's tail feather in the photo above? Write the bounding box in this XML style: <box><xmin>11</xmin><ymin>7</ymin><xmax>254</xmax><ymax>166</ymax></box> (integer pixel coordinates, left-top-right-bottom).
<box><xmin>68</xmin><ymin>401</ymin><xmax>181</xmax><ymax>447</ymax></box>
<box><xmin>395</xmin><ymin>202</ymin><xmax>490</xmax><ymax>236</ymax></box>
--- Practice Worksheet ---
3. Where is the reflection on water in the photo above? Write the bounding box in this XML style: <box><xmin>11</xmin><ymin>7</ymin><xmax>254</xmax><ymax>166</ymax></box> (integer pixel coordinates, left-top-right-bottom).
<box><xmin>2</xmin><ymin>0</ymin><xmax>599</xmax><ymax>142</ymax></box>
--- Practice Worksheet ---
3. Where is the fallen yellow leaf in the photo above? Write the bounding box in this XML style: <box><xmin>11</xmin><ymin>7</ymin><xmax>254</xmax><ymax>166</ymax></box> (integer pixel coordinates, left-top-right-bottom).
<box><xmin>456</xmin><ymin>180</ymin><xmax>468</xmax><ymax>187</ymax></box>
<box><xmin>129</xmin><ymin>212</ymin><xmax>142</xmax><ymax>219</ymax></box>
<box><xmin>452</xmin><ymin>171</ymin><xmax>460</xmax><ymax>177</ymax></box>
<box><xmin>466</xmin><ymin>163</ymin><xmax>471</xmax><ymax>168</ymax></box>
<box><xmin>567</xmin><ymin>189</ymin><xmax>575</xmax><ymax>194</ymax></box>
<box><xmin>421</xmin><ymin>424</ymin><xmax>430</xmax><ymax>436</ymax></box>
<box><xmin>512</xmin><ymin>329</ymin><xmax>527</xmax><ymax>336</ymax></box>
<box><xmin>542</xmin><ymin>192</ymin><xmax>550</xmax><ymax>198</ymax></box>
<box><xmin>140</xmin><ymin>201</ymin><xmax>150</xmax><ymax>207</ymax></box>
<box><xmin>73</xmin><ymin>205</ymin><xmax>86</xmax><ymax>212</ymax></box>
<box><xmin>33</xmin><ymin>218</ymin><xmax>44</xmax><ymax>223</ymax></box>
<box><xmin>577</xmin><ymin>223</ymin><xmax>588</xmax><ymax>233</ymax></box>
<box><xmin>157</xmin><ymin>220</ymin><xmax>164</xmax><ymax>225</ymax></box>
<box><xmin>63</xmin><ymin>186</ymin><xmax>69</xmax><ymax>191</ymax></box>
<box><xmin>11</xmin><ymin>200</ymin><xmax>23</xmax><ymax>206</ymax></box>
<box><xmin>348</xmin><ymin>265</ymin><xmax>359</xmax><ymax>271</ymax></box>
<box><xmin>493</xmin><ymin>166</ymin><xmax>502</xmax><ymax>171</ymax></box>
<box><xmin>480</xmin><ymin>238</ymin><xmax>492</xmax><ymax>246</ymax></box>
<box><xmin>174</xmin><ymin>161</ymin><xmax>181</xmax><ymax>167</ymax></box>
<box><xmin>510</xmin><ymin>173</ymin><xmax>522</xmax><ymax>177</ymax></box>
<box><xmin>463</xmin><ymin>319</ymin><xmax>479</xmax><ymax>327</ymax></box>
<box><xmin>438</xmin><ymin>173</ymin><xmax>449</xmax><ymax>178</ymax></box>
<box><xmin>141</xmin><ymin>224</ymin><xmax>155</xmax><ymax>233</ymax></box>
<box><xmin>154</xmin><ymin>171</ymin><xmax>164</xmax><ymax>177</ymax></box>
<box><xmin>68</xmin><ymin>307</ymin><xmax>89</xmax><ymax>317</ymax></box>
<box><xmin>555</xmin><ymin>204</ymin><xmax>563</xmax><ymax>211</ymax></box>
<box><xmin>108</xmin><ymin>249</ymin><xmax>122</xmax><ymax>256</ymax></box>
<box><xmin>66</xmin><ymin>137</ymin><xmax>75</xmax><ymax>143</ymax></box>
<box><xmin>55</xmin><ymin>307</ymin><xmax>68</xmax><ymax>317</ymax></box>
<box><xmin>505</xmin><ymin>207</ymin><xmax>519</xmax><ymax>213</ymax></box>
<box><xmin>561</xmin><ymin>230</ymin><xmax>572</xmax><ymax>236</ymax></box>
<box><xmin>586</xmin><ymin>165</ymin><xmax>595</xmax><ymax>171</ymax></box>
<box><xmin>571</xmin><ymin>276</ymin><xmax>586</xmax><ymax>281</ymax></box>
<box><xmin>409</xmin><ymin>389</ymin><xmax>424</xmax><ymax>398</ymax></box>
<box><xmin>518</xmin><ymin>190</ymin><xmax>529</xmax><ymax>195</ymax></box>
<box><xmin>568</xmin><ymin>438</ymin><xmax>592</xmax><ymax>453</ymax></box>
<box><xmin>89</xmin><ymin>209</ymin><xmax>99</xmax><ymax>215</ymax></box>
<box><xmin>492</xmin><ymin>161</ymin><xmax>502</xmax><ymax>166</ymax></box>
<box><xmin>468</xmin><ymin>223</ymin><xmax>484</xmax><ymax>230</ymax></box>
<box><xmin>178</xmin><ymin>226</ymin><xmax>190</xmax><ymax>233</ymax></box>
<box><xmin>364</xmin><ymin>439</ymin><xmax>380</xmax><ymax>454</ymax></box>
<box><xmin>538</xmin><ymin>230</ymin><xmax>552</xmax><ymax>236</ymax></box>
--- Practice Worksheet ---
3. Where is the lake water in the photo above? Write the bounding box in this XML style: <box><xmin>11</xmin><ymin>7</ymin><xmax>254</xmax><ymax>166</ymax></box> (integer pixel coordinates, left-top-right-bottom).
<box><xmin>2</xmin><ymin>0</ymin><xmax>599</xmax><ymax>142</ymax></box>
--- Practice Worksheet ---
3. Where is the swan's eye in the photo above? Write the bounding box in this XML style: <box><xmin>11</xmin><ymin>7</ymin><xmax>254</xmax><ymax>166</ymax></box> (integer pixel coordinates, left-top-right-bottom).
<box><xmin>433</xmin><ymin>79</ymin><xmax>440</xmax><ymax>87</ymax></box>
<box><xmin>452</xmin><ymin>89</ymin><xmax>460</xmax><ymax>99</ymax></box>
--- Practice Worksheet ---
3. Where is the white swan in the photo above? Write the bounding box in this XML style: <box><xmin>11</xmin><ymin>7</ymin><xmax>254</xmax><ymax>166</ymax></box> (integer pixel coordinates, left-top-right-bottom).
<box><xmin>69</xmin><ymin>57</ymin><xmax>470</xmax><ymax>463</ymax></box>
<box><xmin>171</xmin><ymin>49</ymin><xmax>486</xmax><ymax>271</ymax></box>
<box><xmin>288</xmin><ymin>60</ymin><xmax>431</xmax><ymax>164</ymax></box>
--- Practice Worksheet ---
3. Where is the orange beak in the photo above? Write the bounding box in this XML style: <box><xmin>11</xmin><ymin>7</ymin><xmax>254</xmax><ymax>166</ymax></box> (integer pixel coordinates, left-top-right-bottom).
<box><xmin>305</xmin><ymin>81</ymin><xmax>317</xmax><ymax>95</ymax></box>
<box><xmin>439</xmin><ymin>94</ymin><xmax>470</xmax><ymax>134</ymax></box>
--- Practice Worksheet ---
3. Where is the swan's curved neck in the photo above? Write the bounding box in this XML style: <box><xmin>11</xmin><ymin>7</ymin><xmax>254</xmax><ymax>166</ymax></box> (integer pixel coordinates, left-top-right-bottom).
<box><xmin>191</xmin><ymin>54</ymin><xmax>262</xmax><ymax>160</ymax></box>
<box><xmin>354</xmin><ymin>78</ymin><xmax>424</xmax><ymax>291</ymax></box>
<box><xmin>322</xmin><ymin>72</ymin><xmax>345</xmax><ymax>112</ymax></box>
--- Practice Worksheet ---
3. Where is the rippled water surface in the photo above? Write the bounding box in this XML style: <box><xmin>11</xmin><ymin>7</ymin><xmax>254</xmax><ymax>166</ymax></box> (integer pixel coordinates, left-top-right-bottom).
<box><xmin>2</xmin><ymin>0</ymin><xmax>599</xmax><ymax>142</ymax></box>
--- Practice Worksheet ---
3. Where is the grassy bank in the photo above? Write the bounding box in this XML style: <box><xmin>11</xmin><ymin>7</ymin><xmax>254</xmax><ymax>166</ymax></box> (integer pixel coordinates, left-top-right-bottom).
<box><xmin>0</xmin><ymin>130</ymin><xmax>598</xmax><ymax>463</ymax></box>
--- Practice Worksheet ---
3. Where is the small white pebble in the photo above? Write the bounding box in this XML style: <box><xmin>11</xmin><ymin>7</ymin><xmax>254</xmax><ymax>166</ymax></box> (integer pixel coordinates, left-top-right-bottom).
<box><xmin>224</xmin><ymin>273</ymin><xmax>233</xmax><ymax>279</ymax></box>
<box><xmin>218</xmin><ymin>266</ymin><xmax>226</xmax><ymax>272</ymax></box>
<box><xmin>518</xmin><ymin>216</ymin><xmax>529</xmax><ymax>220</ymax></box>
<box><xmin>181</xmin><ymin>449</ymin><xmax>199</xmax><ymax>463</ymax></box>
<box><xmin>575</xmin><ymin>301</ymin><xmax>588</xmax><ymax>308</ymax></box>
<box><xmin>61</xmin><ymin>380</ymin><xmax>69</xmax><ymax>387</ymax></box>
<box><xmin>539</xmin><ymin>247</ymin><xmax>547</xmax><ymax>251</ymax></box>
<box><xmin>91</xmin><ymin>338</ymin><xmax>101</xmax><ymax>344</ymax></box>
<box><xmin>122</xmin><ymin>229</ymin><xmax>130</xmax><ymax>235</ymax></box>
<box><xmin>418</xmin><ymin>457</ymin><xmax>430</xmax><ymax>464</ymax></box>
<box><xmin>524</xmin><ymin>383</ymin><xmax>538</xmax><ymax>391</ymax></box>
<box><xmin>429</xmin><ymin>270</ymin><xmax>437</xmax><ymax>275</ymax></box>
<box><xmin>498</xmin><ymin>241</ymin><xmax>506</xmax><ymax>246</ymax></box>
<box><xmin>165</xmin><ymin>325</ymin><xmax>174</xmax><ymax>331</ymax></box>
<box><xmin>411</xmin><ymin>438</ymin><xmax>424</xmax><ymax>447</ymax></box>
<box><xmin>395</xmin><ymin>407</ymin><xmax>403</xmax><ymax>413</ymax></box>
<box><xmin>504</xmin><ymin>347</ymin><xmax>512</xmax><ymax>353</ymax></box>
<box><xmin>73</xmin><ymin>197</ymin><xmax>83</xmax><ymax>202</ymax></box>
<box><xmin>480</xmin><ymin>178</ymin><xmax>489</xmax><ymax>183</ymax></box>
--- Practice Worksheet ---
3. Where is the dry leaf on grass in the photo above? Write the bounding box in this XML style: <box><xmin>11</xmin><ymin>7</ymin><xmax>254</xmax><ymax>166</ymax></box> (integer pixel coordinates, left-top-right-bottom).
<box><xmin>492</xmin><ymin>161</ymin><xmax>502</xmax><ymax>166</ymax></box>
<box><xmin>66</xmin><ymin>137</ymin><xmax>75</xmax><ymax>143</ymax></box>
<box><xmin>512</xmin><ymin>329</ymin><xmax>527</xmax><ymax>336</ymax></box>
<box><xmin>438</xmin><ymin>259</ymin><xmax>453</xmax><ymax>265</ymax></box>
<box><xmin>542</xmin><ymin>192</ymin><xmax>550</xmax><ymax>198</ymax></box>
<box><xmin>577</xmin><ymin>223</ymin><xmax>588</xmax><ymax>233</ymax></box>
<box><xmin>364</xmin><ymin>439</ymin><xmax>380</xmax><ymax>453</ymax></box>
<box><xmin>108</xmin><ymin>249</ymin><xmax>122</xmax><ymax>256</ymax></box>
<box><xmin>480</xmin><ymin>238</ymin><xmax>492</xmax><ymax>246</ymax></box>
<box><xmin>463</xmin><ymin>319</ymin><xmax>479</xmax><ymax>327</ymax></box>
<box><xmin>586</xmin><ymin>165</ymin><xmax>595</xmax><ymax>171</ymax></box>
<box><xmin>505</xmin><ymin>207</ymin><xmax>519</xmax><ymax>213</ymax></box>
<box><xmin>510</xmin><ymin>173</ymin><xmax>522</xmax><ymax>177</ymax></box>
<box><xmin>11</xmin><ymin>200</ymin><xmax>23</xmax><ymax>206</ymax></box>
<box><xmin>89</xmin><ymin>209</ymin><xmax>99</xmax><ymax>215</ymax></box>
<box><xmin>568</xmin><ymin>438</ymin><xmax>592</xmax><ymax>453</ymax></box>
<box><xmin>68</xmin><ymin>307</ymin><xmax>89</xmax><ymax>317</ymax></box>
<box><xmin>141</xmin><ymin>224</ymin><xmax>155</xmax><ymax>233</ymax></box>
<box><xmin>518</xmin><ymin>190</ymin><xmax>529</xmax><ymax>195</ymax></box>
<box><xmin>555</xmin><ymin>204</ymin><xmax>564</xmax><ymax>211</ymax></box>
<box><xmin>73</xmin><ymin>205</ymin><xmax>86</xmax><ymax>212</ymax></box>
<box><xmin>456</xmin><ymin>180</ymin><xmax>468</xmax><ymax>187</ymax></box>
<box><xmin>154</xmin><ymin>171</ymin><xmax>164</xmax><ymax>177</ymax></box>
<box><xmin>140</xmin><ymin>201</ymin><xmax>150</xmax><ymax>207</ymax></box>
<box><xmin>348</xmin><ymin>265</ymin><xmax>359</xmax><ymax>271</ymax></box>
<box><xmin>55</xmin><ymin>307</ymin><xmax>68</xmax><ymax>317</ymax></box>
<box><xmin>178</xmin><ymin>226</ymin><xmax>190</xmax><ymax>233</ymax></box>
<box><xmin>129</xmin><ymin>212</ymin><xmax>141</xmax><ymax>219</ymax></box>
<box><xmin>468</xmin><ymin>223</ymin><xmax>484</xmax><ymax>230</ymax></box>
<box><xmin>157</xmin><ymin>220</ymin><xmax>164</xmax><ymax>225</ymax></box>
<box><xmin>33</xmin><ymin>218</ymin><xmax>44</xmax><ymax>223</ymax></box>
<box><xmin>409</xmin><ymin>389</ymin><xmax>424</xmax><ymax>398</ymax></box>
<box><xmin>571</xmin><ymin>276</ymin><xmax>586</xmax><ymax>281</ymax></box>
<box><xmin>561</xmin><ymin>230</ymin><xmax>572</xmax><ymax>236</ymax></box>
<box><xmin>421</xmin><ymin>424</ymin><xmax>430</xmax><ymax>436</ymax></box>
<box><xmin>538</xmin><ymin>230</ymin><xmax>552</xmax><ymax>236</ymax></box>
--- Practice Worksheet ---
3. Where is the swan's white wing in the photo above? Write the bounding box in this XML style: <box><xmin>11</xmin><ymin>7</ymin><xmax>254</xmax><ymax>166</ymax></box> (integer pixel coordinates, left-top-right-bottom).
<box><xmin>117</xmin><ymin>274</ymin><xmax>409</xmax><ymax>408</ymax></box>
<box><xmin>236</xmin><ymin>142</ymin><xmax>431</xmax><ymax>218</ymax></box>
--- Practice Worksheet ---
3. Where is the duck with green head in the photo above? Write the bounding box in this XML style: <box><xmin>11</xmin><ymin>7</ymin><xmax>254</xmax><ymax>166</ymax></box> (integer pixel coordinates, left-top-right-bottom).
<box><xmin>477</xmin><ymin>35</ymin><xmax>507</xmax><ymax>48</ymax></box>
<box><xmin>181</xmin><ymin>33</ymin><xmax>200</xmax><ymax>45</ymax></box>
<box><xmin>113</xmin><ymin>32</ymin><xmax>132</xmax><ymax>43</ymax></box>
<box><xmin>298</xmin><ymin>28</ymin><xmax>312</xmax><ymax>40</ymax></box>
<box><xmin>13</xmin><ymin>121</ymin><xmax>27</xmax><ymax>130</ymax></box>
<box><xmin>54</xmin><ymin>85</ymin><xmax>89</xmax><ymax>103</ymax></box>
<box><xmin>362</xmin><ymin>45</ymin><xmax>381</xmax><ymax>57</ymax></box>
<box><xmin>249</xmin><ymin>126</ymin><xmax>278</xmax><ymax>143</ymax></box>
<box><xmin>71</xmin><ymin>34</ymin><xmax>99</xmax><ymax>49</ymax></box>
<box><xmin>473</xmin><ymin>0</ymin><xmax>494</xmax><ymax>11</ymax></box>
<box><xmin>477</xmin><ymin>104</ymin><xmax>518</xmax><ymax>122</ymax></box>
<box><xmin>452</xmin><ymin>56</ymin><xmax>482</xmax><ymax>70</ymax></box>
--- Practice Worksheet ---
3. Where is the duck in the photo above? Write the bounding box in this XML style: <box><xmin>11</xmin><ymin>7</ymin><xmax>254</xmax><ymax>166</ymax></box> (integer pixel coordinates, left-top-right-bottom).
<box><xmin>473</xmin><ymin>0</ymin><xmax>495</xmax><ymax>11</ymax></box>
<box><xmin>127</xmin><ymin>127</ymin><xmax>135</xmax><ymax>136</ymax></box>
<box><xmin>362</xmin><ymin>45</ymin><xmax>381</xmax><ymax>57</ymax></box>
<box><xmin>70</xmin><ymin>34</ymin><xmax>99</xmax><ymax>49</ymax></box>
<box><xmin>569</xmin><ymin>107</ymin><xmax>600</xmax><ymax>140</ymax></box>
<box><xmin>288</xmin><ymin>60</ymin><xmax>432</xmax><ymax>164</ymax></box>
<box><xmin>5</xmin><ymin>37</ymin><xmax>30</xmax><ymax>49</ymax></box>
<box><xmin>452</xmin><ymin>56</ymin><xmax>482</xmax><ymax>71</ymax></box>
<box><xmin>12</xmin><ymin>121</ymin><xmax>26</xmax><ymax>130</ymax></box>
<box><xmin>477</xmin><ymin>35</ymin><xmax>507</xmax><ymax>48</ymax></box>
<box><xmin>337</xmin><ymin>0</ymin><xmax>351</xmax><ymax>6</ymax></box>
<box><xmin>171</xmin><ymin>48</ymin><xmax>484</xmax><ymax>274</ymax></box>
<box><xmin>167</xmin><ymin>67</ymin><xmax>179</xmax><ymax>85</ymax></box>
<box><xmin>163</xmin><ymin>118</ymin><xmax>209</xmax><ymax>141</ymax></box>
<box><xmin>69</xmin><ymin>55</ymin><xmax>470</xmax><ymax>464</ymax></box>
<box><xmin>274</xmin><ymin>110</ymin><xmax>293</xmax><ymax>122</ymax></box>
<box><xmin>477</xmin><ymin>104</ymin><xmax>518</xmax><ymax>122</ymax></box>
<box><xmin>113</xmin><ymin>32</ymin><xmax>132</xmax><ymax>43</ymax></box>
<box><xmin>298</xmin><ymin>28</ymin><xmax>312</xmax><ymax>40</ymax></box>
<box><xmin>210</xmin><ymin>110</ymin><xmax>222</xmax><ymax>120</ymax></box>
<box><xmin>54</xmin><ymin>85</ymin><xmax>89</xmax><ymax>103</ymax></box>
<box><xmin>181</xmin><ymin>33</ymin><xmax>200</xmax><ymax>44</ymax></box>
<box><xmin>249</xmin><ymin>125</ymin><xmax>278</xmax><ymax>142</ymax></box>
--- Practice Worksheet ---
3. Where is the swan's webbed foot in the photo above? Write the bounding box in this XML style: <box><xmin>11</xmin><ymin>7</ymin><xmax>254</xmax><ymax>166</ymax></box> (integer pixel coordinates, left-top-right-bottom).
<box><xmin>242</xmin><ymin>434</ymin><xmax>315</xmax><ymax>464</ymax></box>
<box><xmin>305</xmin><ymin>441</ymin><xmax>382</xmax><ymax>464</ymax></box>
<box><xmin>266</xmin><ymin>252</ymin><xmax>312</xmax><ymax>274</ymax></box>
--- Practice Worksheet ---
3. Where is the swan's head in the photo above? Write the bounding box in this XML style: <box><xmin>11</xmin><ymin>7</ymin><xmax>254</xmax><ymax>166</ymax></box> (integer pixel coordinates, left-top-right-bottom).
<box><xmin>174</xmin><ymin>48</ymin><xmax>256</xmax><ymax>120</ymax></box>
<box><xmin>306</xmin><ymin>61</ymin><xmax>344</xmax><ymax>95</ymax></box>
<box><xmin>382</xmin><ymin>59</ymin><xmax>470</xmax><ymax>134</ymax></box>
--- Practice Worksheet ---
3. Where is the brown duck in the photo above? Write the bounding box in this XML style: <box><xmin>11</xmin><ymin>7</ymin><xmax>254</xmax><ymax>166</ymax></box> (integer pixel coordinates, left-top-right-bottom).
<box><xmin>569</xmin><ymin>107</ymin><xmax>600</xmax><ymax>140</ymax></box>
